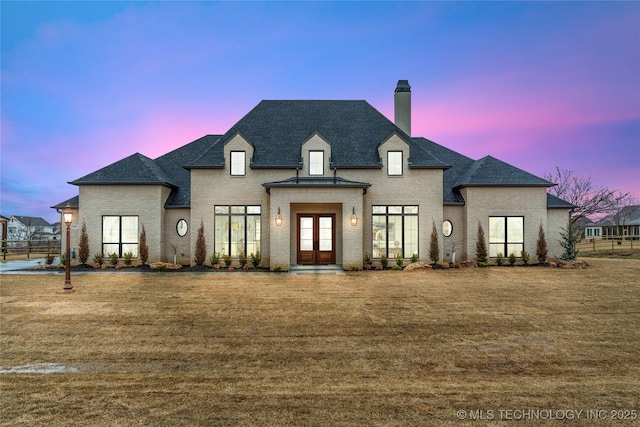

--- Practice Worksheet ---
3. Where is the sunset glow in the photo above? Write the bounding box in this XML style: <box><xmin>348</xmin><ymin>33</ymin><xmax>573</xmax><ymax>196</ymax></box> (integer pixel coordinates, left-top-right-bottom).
<box><xmin>2</xmin><ymin>1</ymin><xmax>638</xmax><ymax>221</ymax></box>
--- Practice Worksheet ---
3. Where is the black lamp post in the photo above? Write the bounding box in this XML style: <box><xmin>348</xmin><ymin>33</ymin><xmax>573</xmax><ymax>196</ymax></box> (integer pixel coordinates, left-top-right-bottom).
<box><xmin>63</xmin><ymin>204</ymin><xmax>73</xmax><ymax>291</ymax></box>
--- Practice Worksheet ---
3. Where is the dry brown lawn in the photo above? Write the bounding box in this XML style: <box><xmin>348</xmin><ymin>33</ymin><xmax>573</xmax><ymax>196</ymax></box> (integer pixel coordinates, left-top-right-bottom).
<box><xmin>1</xmin><ymin>258</ymin><xmax>639</xmax><ymax>426</ymax></box>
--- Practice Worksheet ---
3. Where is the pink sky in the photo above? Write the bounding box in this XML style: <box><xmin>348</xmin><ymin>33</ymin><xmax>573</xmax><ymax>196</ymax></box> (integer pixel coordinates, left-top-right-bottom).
<box><xmin>2</xmin><ymin>1</ymin><xmax>638</xmax><ymax>222</ymax></box>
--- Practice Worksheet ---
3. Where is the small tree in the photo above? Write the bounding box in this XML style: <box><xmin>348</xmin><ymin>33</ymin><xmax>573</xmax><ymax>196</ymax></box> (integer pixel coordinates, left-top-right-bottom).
<box><xmin>139</xmin><ymin>225</ymin><xmax>149</xmax><ymax>265</ymax></box>
<box><xmin>194</xmin><ymin>220</ymin><xmax>207</xmax><ymax>265</ymax></box>
<box><xmin>536</xmin><ymin>223</ymin><xmax>548</xmax><ymax>264</ymax></box>
<box><xmin>559</xmin><ymin>218</ymin><xmax>579</xmax><ymax>261</ymax></box>
<box><xmin>476</xmin><ymin>222</ymin><xmax>488</xmax><ymax>263</ymax></box>
<box><xmin>429</xmin><ymin>220</ymin><xmax>439</xmax><ymax>264</ymax></box>
<box><xmin>78</xmin><ymin>221</ymin><xmax>90</xmax><ymax>264</ymax></box>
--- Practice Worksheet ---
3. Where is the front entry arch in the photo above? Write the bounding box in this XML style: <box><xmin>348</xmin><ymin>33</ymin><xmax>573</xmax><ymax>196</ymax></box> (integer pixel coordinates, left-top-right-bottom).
<box><xmin>297</xmin><ymin>214</ymin><xmax>336</xmax><ymax>265</ymax></box>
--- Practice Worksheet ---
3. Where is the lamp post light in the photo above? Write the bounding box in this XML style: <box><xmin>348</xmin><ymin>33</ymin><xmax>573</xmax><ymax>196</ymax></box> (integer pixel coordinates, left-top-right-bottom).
<box><xmin>63</xmin><ymin>203</ymin><xmax>73</xmax><ymax>291</ymax></box>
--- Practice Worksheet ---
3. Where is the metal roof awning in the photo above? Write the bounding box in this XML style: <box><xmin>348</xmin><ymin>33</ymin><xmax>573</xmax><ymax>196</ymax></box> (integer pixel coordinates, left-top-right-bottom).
<box><xmin>263</xmin><ymin>176</ymin><xmax>371</xmax><ymax>194</ymax></box>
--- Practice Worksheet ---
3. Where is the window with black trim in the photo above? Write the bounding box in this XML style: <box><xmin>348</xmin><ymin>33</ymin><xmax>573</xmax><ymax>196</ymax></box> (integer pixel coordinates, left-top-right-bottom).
<box><xmin>372</xmin><ymin>205</ymin><xmax>418</xmax><ymax>258</ymax></box>
<box><xmin>230</xmin><ymin>151</ymin><xmax>246</xmax><ymax>176</ymax></box>
<box><xmin>214</xmin><ymin>205</ymin><xmax>261</xmax><ymax>257</ymax></box>
<box><xmin>387</xmin><ymin>151</ymin><xmax>403</xmax><ymax>176</ymax></box>
<box><xmin>309</xmin><ymin>150</ymin><xmax>324</xmax><ymax>176</ymax></box>
<box><xmin>489</xmin><ymin>216</ymin><xmax>524</xmax><ymax>257</ymax></box>
<box><xmin>102</xmin><ymin>216</ymin><xmax>138</xmax><ymax>257</ymax></box>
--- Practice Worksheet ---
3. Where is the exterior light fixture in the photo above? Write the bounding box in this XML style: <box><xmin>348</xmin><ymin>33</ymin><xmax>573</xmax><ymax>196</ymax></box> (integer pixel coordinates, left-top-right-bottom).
<box><xmin>350</xmin><ymin>207</ymin><xmax>358</xmax><ymax>226</ymax></box>
<box><xmin>62</xmin><ymin>203</ymin><xmax>73</xmax><ymax>291</ymax></box>
<box><xmin>275</xmin><ymin>207</ymin><xmax>283</xmax><ymax>226</ymax></box>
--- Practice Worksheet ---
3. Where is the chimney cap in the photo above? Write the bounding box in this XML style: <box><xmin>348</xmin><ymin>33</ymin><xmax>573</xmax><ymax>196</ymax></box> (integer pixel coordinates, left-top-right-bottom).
<box><xmin>395</xmin><ymin>80</ymin><xmax>411</xmax><ymax>92</ymax></box>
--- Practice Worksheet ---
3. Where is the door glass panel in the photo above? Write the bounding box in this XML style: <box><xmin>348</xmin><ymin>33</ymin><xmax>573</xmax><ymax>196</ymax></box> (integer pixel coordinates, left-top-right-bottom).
<box><xmin>300</xmin><ymin>217</ymin><xmax>313</xmax><ymax>251</ymax></box>
<box><xmin>319</xmin><ymin>217</ymin><xmax>332</xmax><ymax>251</ymax></box>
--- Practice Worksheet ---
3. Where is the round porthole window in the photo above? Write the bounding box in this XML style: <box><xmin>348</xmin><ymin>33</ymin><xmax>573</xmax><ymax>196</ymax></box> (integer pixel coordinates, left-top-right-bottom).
<box><xmin>176</xmin><ymin>219</ymin><xmax>188</xmax><ymax>237</ymax></box>
<box><xmin>442</xmin><ymin>220</ymin><xmax>453</xmax><ymax>237</ymax></box>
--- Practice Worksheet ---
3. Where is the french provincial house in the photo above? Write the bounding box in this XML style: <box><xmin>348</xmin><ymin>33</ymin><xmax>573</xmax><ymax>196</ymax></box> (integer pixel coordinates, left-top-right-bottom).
<box><xmin>53</xmin><ymin>81</ymin><xmax>573</xmax><ymax>270</ymax></box>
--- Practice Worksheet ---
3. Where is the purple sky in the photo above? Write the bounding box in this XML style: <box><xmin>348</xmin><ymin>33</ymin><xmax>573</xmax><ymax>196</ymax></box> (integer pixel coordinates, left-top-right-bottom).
<box><xmin>2</xmin><ymin>1</ymin><xmax>639</xmax><ymax>223</ymax></box>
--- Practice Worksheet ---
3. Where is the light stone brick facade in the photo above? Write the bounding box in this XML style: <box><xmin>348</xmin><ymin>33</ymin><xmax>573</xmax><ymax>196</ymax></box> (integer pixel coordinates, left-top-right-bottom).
<box><xmin>73</xmin><ymin>185</ymin><xmax>170</xmax><ymax>262</ymax></box>
<box><xmin>460</xmin><ymin>186</ymin><xmax>549</xmax><ymax>261</ymax></box>
<box><xmin>65</xmin><ymin>121</ymin><xmax>571</xmax><ymax>269</ymax></box>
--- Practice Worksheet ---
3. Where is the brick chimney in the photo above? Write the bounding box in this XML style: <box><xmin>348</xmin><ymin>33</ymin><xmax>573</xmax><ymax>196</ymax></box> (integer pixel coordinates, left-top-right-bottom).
<box><xmin>394</xmin><ymin>80</ymin><xmax>411</xmax><ymax>136</ymax></box>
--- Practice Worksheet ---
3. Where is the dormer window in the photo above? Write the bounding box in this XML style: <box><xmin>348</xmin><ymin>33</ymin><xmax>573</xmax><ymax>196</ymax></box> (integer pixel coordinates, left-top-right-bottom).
<box><xmin>309</xmin><ymin>150</ymin><xmax>324</xmax><ymax>176</ymax></box>
<box><xmin>388</xmin><ymin>151</ymin><xmax>403</xmax><ymax>176</ymax></box>
<box><xmin>230</xmin><ymin>151</ymin><xmax>246</xmax><ymax>176</ymax></box>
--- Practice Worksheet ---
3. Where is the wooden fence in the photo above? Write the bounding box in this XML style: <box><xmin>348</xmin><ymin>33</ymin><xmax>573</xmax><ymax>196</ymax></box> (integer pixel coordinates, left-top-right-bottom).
<box><xmin>1</xmin><ymin>239</ymin><xmax>62</xmax><ymax>260</ymax></box>
<box><xmin>576</xmin><ymin>236</ymin><xmax>638</xmax><ymax>253</ymax></box>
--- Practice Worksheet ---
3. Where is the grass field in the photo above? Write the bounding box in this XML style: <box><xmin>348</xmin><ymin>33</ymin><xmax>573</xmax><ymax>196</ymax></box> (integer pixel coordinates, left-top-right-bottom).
<box><xmin>1</xmin><ymin>258</ymin><xmax>639</xmax><ymax>426</ymax></box>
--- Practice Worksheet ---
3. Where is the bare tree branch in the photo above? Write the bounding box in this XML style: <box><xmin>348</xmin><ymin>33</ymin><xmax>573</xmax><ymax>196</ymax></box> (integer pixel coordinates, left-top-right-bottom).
<box><xmin>545</xmin><ymin>167</ymin><xmax>631</xmax><ymax>224</ymax></box>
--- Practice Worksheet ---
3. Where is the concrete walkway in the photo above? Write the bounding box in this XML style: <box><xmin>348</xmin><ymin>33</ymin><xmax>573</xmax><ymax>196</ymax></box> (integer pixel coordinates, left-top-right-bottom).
<box><xmin>0</xmin><ymin>257</ymin><xmax>59</xmax><ymax>274</ymax></box>
<box><xmin>288</xmin><ymin>265</ymin><xmax>345</xmax><ymax>275</ymax></box>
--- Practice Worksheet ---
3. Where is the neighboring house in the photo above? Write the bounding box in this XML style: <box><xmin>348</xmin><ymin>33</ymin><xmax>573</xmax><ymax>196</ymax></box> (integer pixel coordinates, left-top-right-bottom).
<box><xmin>53</xmin><ymin>80</ymin><xmax>573</xmax><ymax>269</ymax></box>
<box><xmin>595</xmin><ymin>205</ymin><xmax>640</xmax><ymax>240</ymax></box>
<box><xmin>6</xmin><ymin>216</ymin><xmax>60</xmax><ymax>244</ymax></box>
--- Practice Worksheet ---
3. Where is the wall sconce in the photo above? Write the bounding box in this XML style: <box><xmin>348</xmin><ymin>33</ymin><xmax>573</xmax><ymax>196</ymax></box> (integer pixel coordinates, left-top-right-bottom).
<box><xmin>275</xmin><ymin>207</ymin><xmax>283</xmax><ymax>226</ymax></box>
<box><xmin>350</xmin><ymin>207</ymin><xmax>358</xmax><ymax>226</ymax></box>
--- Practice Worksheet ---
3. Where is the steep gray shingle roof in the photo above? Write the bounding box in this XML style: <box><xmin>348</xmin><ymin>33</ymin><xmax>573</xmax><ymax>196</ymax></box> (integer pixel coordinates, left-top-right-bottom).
<box><xmin>454</xmin><ymin>156</ymin><xmax>552</xmax><ymax>188</ymax></box>
<box><xmin>51</xmin><ymin>195</ymin><xmax>79</xmax><ymax>210</ymax></box>
<box><xmin>70</xmin><ymin>153</ymin><xmax>178</xmax><ymax>187</ymax></box>
<box><xmin>11</xmin><ymin>216</ymin><xmax>51</xmax><ymax>227</ymax></box>
<box><xmin>596</xmin><ymin>205</ymin><xmax>640</xmax><ymax>226</ymax></box>
<box><xmin>411</xmin><ymin>137</ymin><xmax>473</xmax><ymax>204</ymax></box>
<box><xmin>187</xmin><ymin>100</ymin><xmax>426</xmax><ymax>169</ymax></box>
<box><xmin>155</xmin><ymin>135</ymin><xmax>221</xmax><ymax>207</ymax></box>
<box><xmin>546</xmin><ymin>193</ymin><xmax>576</xmax><ymax>209</ymax></box>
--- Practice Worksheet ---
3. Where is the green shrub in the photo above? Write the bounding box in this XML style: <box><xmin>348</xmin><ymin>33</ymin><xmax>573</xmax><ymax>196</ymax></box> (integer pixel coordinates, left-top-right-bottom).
<box><xmin>477</xmin><ymin>262</ymin><xmax>488</xmax><ymax>268</ymax></box>
<box><xmin>250</xmin><ymin>251</ymin><xmax>261</xmax><ymax>268</ymax></box>
<box><xmin>93</xmin><ymin>253</ymin><xmax>104</xmax><ymax>266</ymax></box>
<box><xmin>509</xmin><ymin>253</ymin><xmax>517</xmax><ymax>266</ymax></box>
<box><xmin>238</xmin><ymin>251</ymin><xmax>247</xmax><ymax>267</ymax></box>
<box><xmin>521</xmin><ymin>250</ymin><xmax>530</xmax><ymax>266</ymax></box>
<box><xmin>123</xmin><ymin>251</ymin><xmax>133</xmax><ymax>266</ymax></box>
<box><xmin>395</xmin><ymin>253</ymin><xmax>404</xmax><ymax>268</ymax></box>
<box><xmin>364</xmin><ymin>252</ymin><xmax>372</xmax><ymax>266</ymax></box>
<box><xmin>410</xmin><ymin>253</ymin><xmax>419</xmax><ymax>263</ymax></box>
<box><xmin>350</xmin><ymin>265</ymin><xmax>360</xmax><ymax>271</ymax></box>
<box><xmin>380</xmin><ymin>254</ymin><xmax>388</xmax><ymax>268</ymax></box>
<box><xmin>496</xmin><ymin>252</ymin><xmax>504</xmax><ymax>266</ymax></box>
<box><xmin>271</xmin><ymin>265</ymin><xmax>282</xmax><ymax>272</ymax></box>
<box><xmin>45</xmin><ymin>254</ymin><xmax>55</xmax><ymax>265</ymax></box>
<box><xmin>108</xmin><ymin>252</ymin><xmax>119</xmax><ymax>265</ymax></box>
<box><xmin>58</xmin><ymin>253</ymin><xmax>67</xmax><ymax>268</ymax></box>
<box><xmin>210</xmin><ymin>252</ymin><xmax>220</xmax><ymax>266</ymax></box>
<box><xmin>392</xmin><ymin>265</ymin><xmax>402</xmax><ymax>271</ymax></box>
<box><xmin>223</xmin><ymin>254</ymin><xmax>232</xmax><ymax>267</ymax></box>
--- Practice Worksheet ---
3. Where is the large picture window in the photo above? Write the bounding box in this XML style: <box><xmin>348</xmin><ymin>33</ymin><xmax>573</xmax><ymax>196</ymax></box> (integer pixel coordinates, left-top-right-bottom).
<box><xmin>214</xmin><ymin>205</ymin><xmax>261</xmax><ymax>257</ymax></box>
<box><xmin>489</xmin><ymin>216</ymin><xmax>524</xmax><ymax>257</ymax></box>
<box><xmin>387</xmin><ymin>151</ymin><xmax>403</xmax><ymax>176</ymax></box>
<box><xmin>372</xmin><ymin>205</ymin><xmax>418</xmax><ymax>258</ymax></box>
<box><xmin>230</xmin><ymin>151</ymin><xmax>246</xmax><ymax>176</ymax></box>
<box><xmin>309</xmin><ymin>150</ymin><xmax>324</xmax><ymax>176</ymax></box>
<box><xmin>102</xmin><ymin>216</ymin><xmax>138</xmax><ymax>257</ymax></box>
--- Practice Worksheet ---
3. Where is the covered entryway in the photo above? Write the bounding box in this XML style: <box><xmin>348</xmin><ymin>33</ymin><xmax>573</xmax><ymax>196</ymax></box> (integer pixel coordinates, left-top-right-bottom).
<box><xmin>263</xmin><ymin>176</ymin><xmax>370</xmax><ymax>271</ymax></box>
<box><xmin>297</xmin><ymin>214</ymin><xmax>335</xmax><ymax>265</ymax></box>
